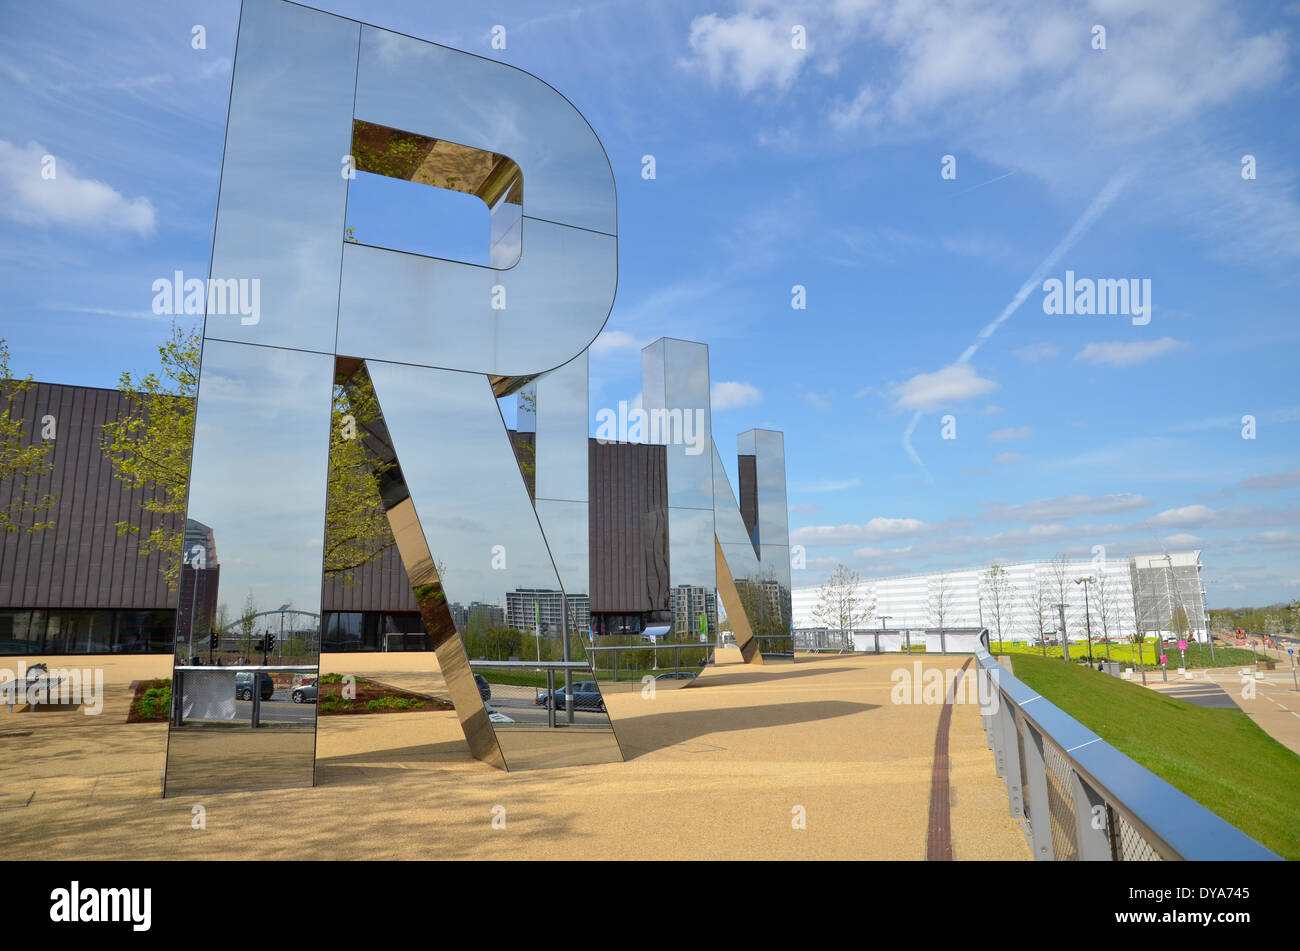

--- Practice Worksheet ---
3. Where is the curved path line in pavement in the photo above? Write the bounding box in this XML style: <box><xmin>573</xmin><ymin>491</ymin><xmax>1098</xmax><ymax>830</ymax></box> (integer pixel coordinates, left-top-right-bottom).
<box><xmin>926</xmin><ymin>656</ymin><xmax>973</xmax><ymax>861</ymax></box>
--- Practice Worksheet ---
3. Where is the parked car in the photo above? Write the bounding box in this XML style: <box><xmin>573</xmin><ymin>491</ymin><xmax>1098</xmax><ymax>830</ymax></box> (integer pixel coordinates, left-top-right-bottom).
<box><xmin>235</xmin><ymin>671</ymin><xmax>274</xmax><ymax>701</ymax></box>
<box><xmin>474</xmin><ymin>674</ymin><xmax>491</xmax><ymax>701</ymax></box>
<box><xmin>654</xmin><ymin>670</ymin><xmax>697</xmax><ymax>681</ymax></box>
<box><xmin>535</xmin><ymin>680</ymin><xmax>606</xmax><ymax>712</ymax></box>
<box><xmin>292</xmin><ymin>680</ymin><xmax>317</xmax><ymax>703</ymax></box>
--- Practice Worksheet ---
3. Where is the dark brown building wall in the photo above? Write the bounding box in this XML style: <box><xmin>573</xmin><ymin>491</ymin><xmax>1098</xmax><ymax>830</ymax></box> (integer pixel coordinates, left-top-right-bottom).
<box><xmin>320</xmin><ymin>541</ymin><xmax>419</xmax><ymax>612</ymax></box>
<box><xmin>739</xmin><ymin>453</ymin><xmax>758</xmax><ymax>544</ymax></box>
<box><xmin>588</xmin><ymin>439</ymin><xmax>668</xmax><ymax>614</ymax></box>
<box><xmin>0</xmin><ymin>382</ymin><xmax>179</xmax><ymax>611</ymax></box>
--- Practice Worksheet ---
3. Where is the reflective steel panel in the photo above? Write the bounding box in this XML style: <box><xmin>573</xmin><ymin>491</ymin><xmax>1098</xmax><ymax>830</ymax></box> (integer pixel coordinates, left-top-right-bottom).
<box><xmin>203</xmin><ymin>0</ymin><xmax>358</xmax><ymax>354</ymax></box>
<box><xmin>163</xmin><ymin>341</ymin><xmax>333</xmax><ymax>797</ymax></box>
<box><xmin>363</xmin><ymin>360</ymin><xmax>620</xmax><ymax>769</ymax></box>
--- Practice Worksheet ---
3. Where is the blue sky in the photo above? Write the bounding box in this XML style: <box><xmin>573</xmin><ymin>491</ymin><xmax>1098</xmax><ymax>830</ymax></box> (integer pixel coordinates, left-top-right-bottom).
<box><xmin>2</xmin><ymin>0</ymin><xmax>1298</xmax><ymax>607</ymax></box>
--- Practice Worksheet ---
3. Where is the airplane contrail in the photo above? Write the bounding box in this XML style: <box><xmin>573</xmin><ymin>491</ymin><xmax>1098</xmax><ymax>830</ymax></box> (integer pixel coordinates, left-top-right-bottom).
<box><xmin>947</xmin><ymin>169</ymin><xmax>1015</xmax><ymax>199</ymax></box>
<box><xmin>902</xmin><ymin>169</ymin><xmax>1134</xmax><ymax>475</ymax></box>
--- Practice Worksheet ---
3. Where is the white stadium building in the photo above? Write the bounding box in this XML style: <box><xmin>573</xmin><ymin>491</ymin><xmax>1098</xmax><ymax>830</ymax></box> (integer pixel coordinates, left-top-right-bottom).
<box><xmin>791</xmin><ymin>551</ymin><xmax>1209</xmax><ymax>646</ymax></box>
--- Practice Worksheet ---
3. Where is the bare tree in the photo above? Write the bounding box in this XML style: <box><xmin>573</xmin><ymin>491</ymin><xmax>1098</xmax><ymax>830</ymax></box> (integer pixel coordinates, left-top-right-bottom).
<box><xmin>238</xmin><ymin>592</ymin><xmax>259</xmax><ymax>663</ymax></box>
<box><xmin>928</xmin><ymin>574</ymin><xmax>954</xmax><ymax>653</ymax></box>
<box><xmin>1093</xmin><ymin>572</ymin><xmax>1116</xmax><ymax>662</ymax></box>
<box><xmin>812</xmin><ymin>563</ymin><xmax>873</xmax><ymax>650</ymax></box>
<box><xmin>1047</xmin><ymin>554</ymin><xmax>1075</xmax><ymax>661</ymax></box>
<box><xmin>1024</xmin><ymin>582</ymin><xmax>1051</xmax><ymax>657</ymax></box>
<box><xmin>982</xmin><ymin>565</ymin><xmax>1015</xmax><ymax>651</ymax></box>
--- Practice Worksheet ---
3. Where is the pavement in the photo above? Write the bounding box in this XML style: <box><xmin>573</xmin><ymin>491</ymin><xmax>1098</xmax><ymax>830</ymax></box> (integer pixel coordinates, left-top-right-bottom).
<box><xmin>0</xmin><ymin>651</ymin><xmax>1030</xmax><ymax>860</ymax></box>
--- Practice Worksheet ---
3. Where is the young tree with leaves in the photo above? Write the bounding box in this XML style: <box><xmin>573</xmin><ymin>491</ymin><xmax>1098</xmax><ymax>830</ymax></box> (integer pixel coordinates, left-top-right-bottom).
<box><xmin>0</xmin><ymin>339</ymin><xmax>56</xmax><ymax>533</ymax></box>
<box><xmin>100</xmin><ymin>323</ymin><xmax>199</xmax><ymax>591</ymax></box>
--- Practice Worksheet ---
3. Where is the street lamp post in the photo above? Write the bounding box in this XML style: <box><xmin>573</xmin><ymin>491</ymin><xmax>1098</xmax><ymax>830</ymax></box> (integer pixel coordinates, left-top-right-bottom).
<box><xmin>277</xmin><ymin>603</ymin><xmax>289</xmax><ymax>662</ymax></box>
<box><xmin>1052</xmin><ymin>602</ymin><xmax>1069</xmax><ymax>662</ymax></box>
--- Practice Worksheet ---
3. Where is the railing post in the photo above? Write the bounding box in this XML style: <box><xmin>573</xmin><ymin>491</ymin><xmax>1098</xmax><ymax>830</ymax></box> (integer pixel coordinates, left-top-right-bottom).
<box><xmin>978</xmin><ymin>667</ymin><xmax>995</xmax><ymax>754</ymax></box>
<box><xmin>998</xmin><ymin>702</ymin><xmax>1023</xmax><ymax>817</ymax></box>
<box><xmin>1070</xmin><ymin>769</ymin><xmax>1112</xmax><ymax>861</ymax></box>
<box><xmin>1020</xmin><ymin>718</ymin><xmax>1055</xmax><ymax>860</ymax></box>
<box><xmin>250</xmin><ymin>674</ymin><xmax>261</xmax><ymax>729</ymax></box>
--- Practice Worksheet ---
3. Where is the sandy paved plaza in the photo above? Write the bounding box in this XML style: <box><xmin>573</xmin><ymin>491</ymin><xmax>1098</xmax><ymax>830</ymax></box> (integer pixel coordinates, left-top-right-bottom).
<box><xmin>0</xmin><ymin>651</ymin><xmax>1030</xmax><ymax>860</ymax></box>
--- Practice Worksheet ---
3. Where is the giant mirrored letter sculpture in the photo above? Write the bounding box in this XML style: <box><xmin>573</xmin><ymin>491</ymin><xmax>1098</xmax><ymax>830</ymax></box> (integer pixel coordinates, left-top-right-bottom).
<box><xmin>640</xmin><ymin>339</ymin><xmax>792</xmax><ymax>663</ymax></box>
<box><xmin>164</xmin><ymin>0</ymin><xmax>620</xmax><ymax>795</ymax></box>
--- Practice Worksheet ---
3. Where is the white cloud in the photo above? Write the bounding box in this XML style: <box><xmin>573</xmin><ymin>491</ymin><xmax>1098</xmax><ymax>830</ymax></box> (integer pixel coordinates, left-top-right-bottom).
<box><xmin>711</xmin><ymin>380</ymin><xmax>761</xmax><ymax>410</ymax></box>
<box><xmin>1148</xmin><ymin>504</ymin><xmax>1216</xmax><ymax>528</ymax></box>
<box><xmin>590</xmin><ymin>329</ymin><xmax>646</xmax><ymax>357</ymax></box>
<box><xmin>1241</xmin><ymin>469</ymin><xmax>1300</xmax><ymax>491</ymax></box>
<box><xmin>989</xmin><ymin>426</ymin><xmax>1032</xmax><ymax>442</ymax></box>
<box><xmin>0</xmin><ymin>139</ymin><xmax>154</xmax><ymax>235</ymax></box>
<box><xmin>1162</xmin><ymin>533</ymin><xmax>1205</xmax><ymax>548</ymax></box>
<box><xmin>890</xmin><ymin>363</ymin><xmax>998</xmax><ymax>411</ymax></box>
<box><xmin>1245</xmin><ymin>530</ymin><xmax>1300</xmax><ymax>548</ymax></box>
<box><xmin>791</xmin><ymin>517</ymin><xmax>930</xmax><ymax>547</ymax></box>
<box><xmin>1075</xmin><ymin>337</ymin><xmax>1187</xmax><ymax>367</ymax></box>
<box><xmin>994</xmin><ymin>452</ymin><xmax>1026</xmax><ymax>464</ymax></box>
<box><xmin>829</xmin><ymin>86</ymin><xmax>879</xmax><ymax>129</ymax></box>
<box><xmin>682</xmin><ymin>13</ymin><xmax>805</xmax><ymax>94</ymax></box>
<box><xmin>981</xmin><ymin>493</ymin><xmax>1151</xmax><ymax>523</ymax></box>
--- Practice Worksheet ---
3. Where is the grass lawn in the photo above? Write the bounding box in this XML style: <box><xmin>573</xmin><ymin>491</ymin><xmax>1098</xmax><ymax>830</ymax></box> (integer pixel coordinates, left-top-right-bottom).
<box><xmin>993</xmin><ymin>639</ymin><xmax>1261</xmax><ymax>670</ymax></box>
<box><xmin>1004</xmin><ymin>653</ymin><xmax>1300</xmax><ymax>860</ymax></box>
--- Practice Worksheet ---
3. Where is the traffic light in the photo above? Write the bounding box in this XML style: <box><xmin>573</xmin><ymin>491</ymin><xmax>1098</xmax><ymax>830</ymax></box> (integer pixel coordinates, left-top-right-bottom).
<box><xmin>255</xmin><ymin>635</ymin><xmax>267</xmax><ymax>653</ymax></box>
<box><xmin>210</xmin><ymin>632</ymin><xmax>219</xmax><ymax>650</ymax></box>
<box><xmin>266</xmin><ymin>632</ymin><xmax>276</xmax><ymax>652</ymax></box>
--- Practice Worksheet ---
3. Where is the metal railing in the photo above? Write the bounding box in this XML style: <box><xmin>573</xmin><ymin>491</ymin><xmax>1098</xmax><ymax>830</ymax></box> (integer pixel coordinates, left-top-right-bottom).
<box><xmin>752</xmin><ymin>634</ymin><xmax>794</xmax><ymax>657</ymax></box>
<box><xmin>581</xmin><ymin>642</ymin><xmax>714</xmax><ymax>680</ymax></box>
<box><xmin>471</xmin><ymin>659</ymin><xmax>602</xmax><ymax>728</ymax></box>
<box><xmin>974</xmin><ymin>638</ymin><xmax>1279</xmax><ymax>860</ymax></box>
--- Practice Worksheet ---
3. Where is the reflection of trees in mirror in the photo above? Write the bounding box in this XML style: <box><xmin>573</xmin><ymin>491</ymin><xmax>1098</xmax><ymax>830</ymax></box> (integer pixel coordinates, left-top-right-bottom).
<box><xmin>325</xmin><ymin>367</ymin><xmax>396</xmax><ymax>581</ymax></box>
<box><xmin>412</xmin><ymin>581</ymin><xmax>457</xmax><ymax>650</ymax></box>
<box><xmin>101</xmin><ymin>325</ymin><xmax>399</xmax><ymax>590</ymax></box>
<box><xmin>734</xmin><ymin>577</ymin><xmax>790</xmax><ymax>638</ymax></box>
<box><xmin>0</xmin><ymin>338</ymin><xmax>57</xmax><ymax>534</ymax></box>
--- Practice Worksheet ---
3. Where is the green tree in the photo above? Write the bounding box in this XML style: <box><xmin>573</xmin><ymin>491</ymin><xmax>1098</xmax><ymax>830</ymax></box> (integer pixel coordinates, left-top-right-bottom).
<box><xmin>99</xmin><ymin>323</ymin><xmax>198</xmax><ymax>591</ymax></box>
<box><xmin>0</xmin><ymin>339</ymin><xmax>56</xmax><ymax>533</ymax></box>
